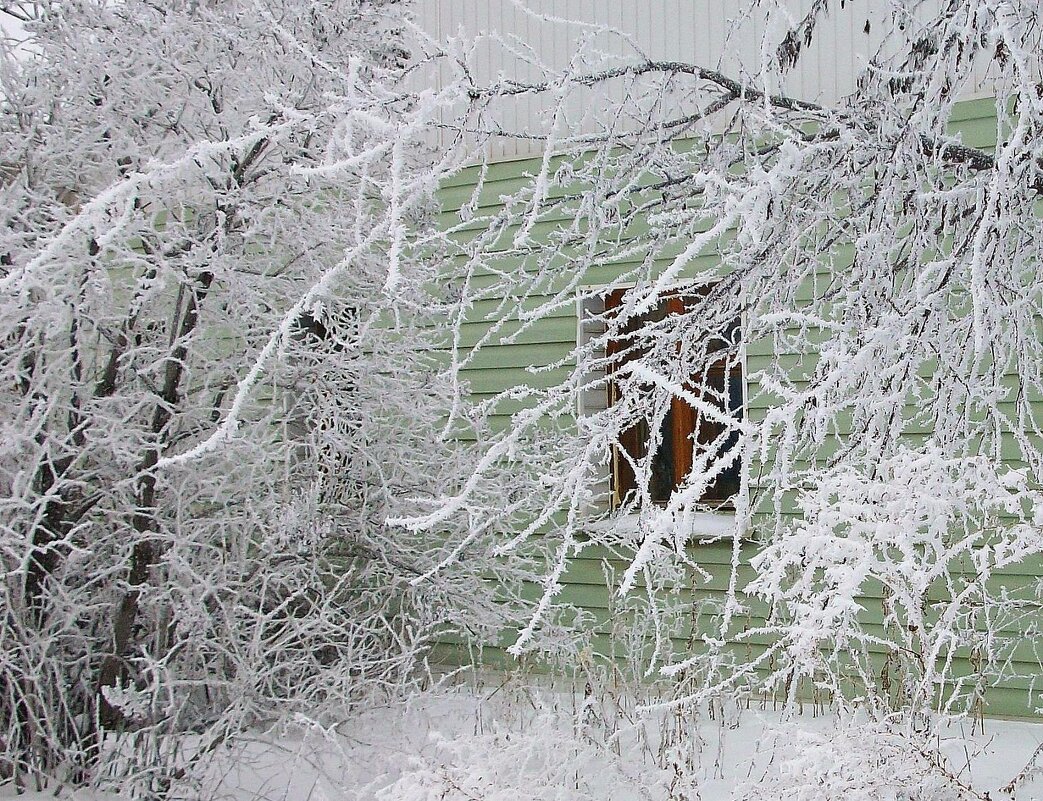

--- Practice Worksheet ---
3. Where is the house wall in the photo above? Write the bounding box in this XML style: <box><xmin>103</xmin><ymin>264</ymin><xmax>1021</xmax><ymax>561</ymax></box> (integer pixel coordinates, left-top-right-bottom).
<box><xmin>429</xmin><ymin>96</ymin><xmax>1043</xmax><ymax>719</ymax></box>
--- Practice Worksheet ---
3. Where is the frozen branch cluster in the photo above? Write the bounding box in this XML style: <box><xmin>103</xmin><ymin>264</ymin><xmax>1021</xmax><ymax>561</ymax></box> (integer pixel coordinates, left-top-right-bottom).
<box><xmin>0</xmin><ymin>1</ymin><xmax>553</xmax><ymax>795</ymax></box>
<box><xmin>411</xmin><ymin>0</ymin><xmax>1043</xmax><ymax>718</ymax></box>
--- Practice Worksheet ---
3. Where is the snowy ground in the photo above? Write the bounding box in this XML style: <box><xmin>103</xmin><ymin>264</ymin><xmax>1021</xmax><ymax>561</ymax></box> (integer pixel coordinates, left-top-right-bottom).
<box><xmin>4</xmin><ymin>680</ymin><xmax>1043</xmax><ymax>800</ymax></box>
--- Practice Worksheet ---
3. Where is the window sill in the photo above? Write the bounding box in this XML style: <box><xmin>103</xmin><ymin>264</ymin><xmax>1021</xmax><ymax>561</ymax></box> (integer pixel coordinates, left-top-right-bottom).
<box><xmin>585</xmin><ymin>509</ymin><xmax>740</xmax><ymax>543</ymax></box>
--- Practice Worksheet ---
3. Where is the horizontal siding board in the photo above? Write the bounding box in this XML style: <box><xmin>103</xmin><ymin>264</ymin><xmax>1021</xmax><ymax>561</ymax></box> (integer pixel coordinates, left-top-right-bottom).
<box><xmin>457</xmin><ymin>341</ymin><xmax>575</xmax><ymax>371</ymax></box>
<box><xmin>459</xmin><ymin>365</ymin><xmax>572</xmax><ymax>394</ymax></box>
<box><xmin>455</xmin><ymin>315</ymin><xmax>578</xmax><ymax>348</ymax></box>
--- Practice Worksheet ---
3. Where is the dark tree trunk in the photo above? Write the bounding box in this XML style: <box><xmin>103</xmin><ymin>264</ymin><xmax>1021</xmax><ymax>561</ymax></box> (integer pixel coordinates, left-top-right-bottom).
<box><xmin>97</xmin><ymin>271</ymin><xmax>213</xmax><ymax>729</ymax></box>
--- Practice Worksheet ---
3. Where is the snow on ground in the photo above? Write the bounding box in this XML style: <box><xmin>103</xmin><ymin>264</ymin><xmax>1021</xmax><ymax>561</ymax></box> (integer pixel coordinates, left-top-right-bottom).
<box><xmin>4</xmin><ymin>679</ymin><xmax>1043</xmax><ymax>800</ymax></box>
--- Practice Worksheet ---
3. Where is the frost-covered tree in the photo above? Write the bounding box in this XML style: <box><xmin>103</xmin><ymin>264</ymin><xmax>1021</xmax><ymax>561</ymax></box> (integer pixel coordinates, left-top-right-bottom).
<box><xmin>0</xmin><ymin>1</ymin><xmax>550</xmax><ymax>794</ymax></box>
<box><xmin>400</xmin><ymin>0</ymin><xmax>1043</xmax><ymax>734</ymax></box>
<box><xmin>7</xmin><ymin>0</ymin><xmax>1043</xmax><ymax>793</ymax></box>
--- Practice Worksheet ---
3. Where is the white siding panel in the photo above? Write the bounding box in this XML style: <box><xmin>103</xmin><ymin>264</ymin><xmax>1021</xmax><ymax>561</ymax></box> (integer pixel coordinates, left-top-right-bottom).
<box><xmin>412</xmin><ymin>0</ymin><xmax>1001</xmax><ymax>160</ymax></box>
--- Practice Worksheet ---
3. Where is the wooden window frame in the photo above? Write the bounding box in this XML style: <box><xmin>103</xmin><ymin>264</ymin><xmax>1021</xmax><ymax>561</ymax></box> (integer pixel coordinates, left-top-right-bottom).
<box><xmin>603</xmin><ymin>285</ymin><xmax>744</xmax><ymax>509</ymax></box>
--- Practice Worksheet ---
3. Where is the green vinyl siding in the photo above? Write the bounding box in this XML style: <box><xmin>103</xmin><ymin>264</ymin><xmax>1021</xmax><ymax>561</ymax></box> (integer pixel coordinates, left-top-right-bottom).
<box><xmin>433</xmin><ymin>97</ymin><xmax>1043</xmax><ymax>718</ymax></box>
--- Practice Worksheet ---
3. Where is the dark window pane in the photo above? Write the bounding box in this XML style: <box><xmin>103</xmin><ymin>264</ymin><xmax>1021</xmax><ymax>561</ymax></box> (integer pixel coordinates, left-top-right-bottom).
<box><xmin>604</xmin><ymin>287</ymin><xmax>742</xmax><ymax>507</ymax></box>
<box><xmin>649</xmin><ymin>406</ymin><xmax>676</xmax><ymax>503</ymax></box>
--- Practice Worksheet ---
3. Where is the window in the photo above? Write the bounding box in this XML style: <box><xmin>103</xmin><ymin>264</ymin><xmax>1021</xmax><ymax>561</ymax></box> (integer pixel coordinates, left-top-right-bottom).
<box><xmin>602</xmin><ymin>286</ymin><xmax>743</xmax><ymax>508</ymax></box>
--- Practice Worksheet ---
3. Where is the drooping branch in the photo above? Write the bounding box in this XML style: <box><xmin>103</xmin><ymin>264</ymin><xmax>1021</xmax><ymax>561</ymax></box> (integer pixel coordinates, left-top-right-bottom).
<box><xmin>468</xmin><ymin>58</ymin><xmax>1040</xmax><ymax>189</ymax></box>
